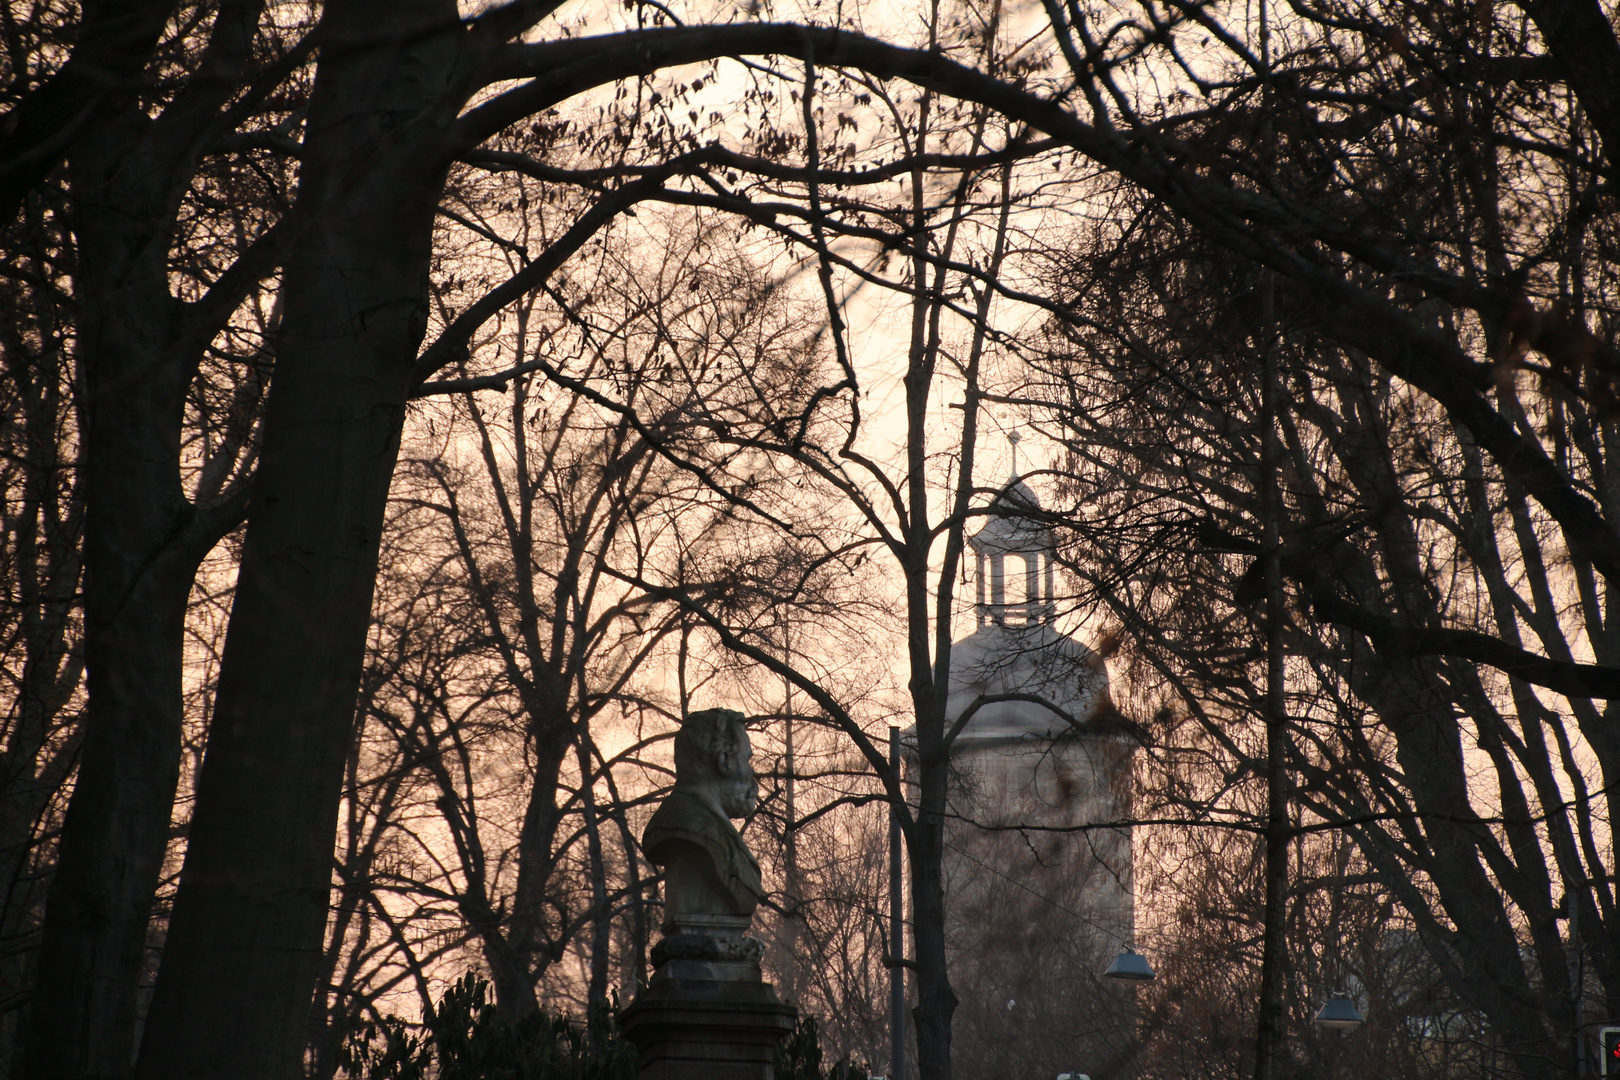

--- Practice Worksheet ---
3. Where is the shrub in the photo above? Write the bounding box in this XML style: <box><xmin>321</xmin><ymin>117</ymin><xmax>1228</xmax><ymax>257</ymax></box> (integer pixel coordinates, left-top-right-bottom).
<box><xmin>337</xmin><ymin>975</ymin><xmax>636</xmax><ymax>1080</ymax></box>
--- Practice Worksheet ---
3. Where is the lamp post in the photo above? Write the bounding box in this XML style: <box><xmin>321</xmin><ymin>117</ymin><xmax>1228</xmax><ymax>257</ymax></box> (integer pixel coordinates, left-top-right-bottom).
<box><xmin>1556</xmin><ymin>890</ymin><xmax>1585</xmax><ymax>1080</ymax></box>
<box><xmin>889</xmin><ymin>725</ymin><xmax>906</xmax><ymax>1080</ymax></box>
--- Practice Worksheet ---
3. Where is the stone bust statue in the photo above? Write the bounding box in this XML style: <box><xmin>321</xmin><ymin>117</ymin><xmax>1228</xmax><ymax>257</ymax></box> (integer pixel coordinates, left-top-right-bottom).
<box><xmin>643</xmin><ymin>708</ymin><xmax>764</xmax><ymax>927</ymax></box>
<box><xmin>620</xmin><ymin>708</ymin><xmax>798</xmax><ymax>1071</ymax></box>
<box><xmin>642</xmin><ymin>708</ymin><xmax>767</xmax><ymax>973</ymax></box>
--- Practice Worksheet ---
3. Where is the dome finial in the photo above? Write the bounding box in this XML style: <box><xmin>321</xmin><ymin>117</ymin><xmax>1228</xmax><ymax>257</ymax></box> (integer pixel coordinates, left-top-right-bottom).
<box><xmin>1008</xmin><ymin>428</ymin><xmax>1022</xmax><ymax>476</ymax></box>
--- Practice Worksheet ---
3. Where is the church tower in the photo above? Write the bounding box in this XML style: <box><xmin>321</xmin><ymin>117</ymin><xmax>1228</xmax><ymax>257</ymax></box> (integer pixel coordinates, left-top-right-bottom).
<box><xmin>938</xmin><ymin>468</ymin><xmax>1139</xmax><ymax>1079</ymax></box>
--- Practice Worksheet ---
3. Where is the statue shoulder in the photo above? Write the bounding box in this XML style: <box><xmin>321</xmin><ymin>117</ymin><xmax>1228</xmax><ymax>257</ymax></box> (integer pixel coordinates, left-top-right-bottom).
<box><xmin>642</xmin><ymin>789</ymin><xmax>764</xmax><ymax>910</ymax></box>
<box><xmin>642</xmin><ymin>789</ymin><xmax>726</xmax><ymax>859</ymax></box>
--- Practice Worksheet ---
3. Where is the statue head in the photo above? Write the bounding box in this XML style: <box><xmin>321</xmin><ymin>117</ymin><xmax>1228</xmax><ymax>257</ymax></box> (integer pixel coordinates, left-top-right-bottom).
<box><xmin>673</xmin><ymin>708</ymin><xmax>758</xmax><ymax>819</ymax></box>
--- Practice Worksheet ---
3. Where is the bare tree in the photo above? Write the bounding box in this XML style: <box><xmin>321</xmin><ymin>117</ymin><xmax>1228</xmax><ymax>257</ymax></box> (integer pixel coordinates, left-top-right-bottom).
<box><xmin>0</xmin><ymin>176</ymin><xmax>83</xmax><ymax>1067</ymax></box>
<box><xmin>609</xmin><ymin>78</ymin><xmax>1069</xmax><ymax>1080</ymax></box>
<box><xmin>9</xmin><ymin>0</ymin><xmax>1617</xmax><ymax>1074</ymax></box>
<box><xmin>0</xmin><ymin>4</ymin><xmax>1074</xmax><ymax>1073</ymax></box>
<box><xmin>309</xmin><ymin>205</ymin><xmax>852</xmax><ymax>1057</ymax></box>
<box><xmin>1020</xmin><ymin>148</ymin><xmax>1615</xmax><ymax>1072</ymax></box>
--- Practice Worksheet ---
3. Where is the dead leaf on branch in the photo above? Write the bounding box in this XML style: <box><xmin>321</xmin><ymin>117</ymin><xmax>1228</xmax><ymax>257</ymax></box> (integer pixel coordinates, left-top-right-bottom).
<box><xmin>1493</xmin><ymin>293</ymin><xmax>1617</xmax><ymax>415</ymax></box>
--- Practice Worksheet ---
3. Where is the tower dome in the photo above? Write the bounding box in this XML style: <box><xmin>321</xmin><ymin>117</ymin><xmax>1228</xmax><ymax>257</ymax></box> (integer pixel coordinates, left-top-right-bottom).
<box><xmin>945</xmin><ymin>474</ymin><xmax>1109</xmax><ymax>745</ymax></box>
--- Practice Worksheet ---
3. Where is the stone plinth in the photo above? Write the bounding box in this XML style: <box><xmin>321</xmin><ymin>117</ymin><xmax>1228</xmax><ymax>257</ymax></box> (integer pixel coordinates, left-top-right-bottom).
<box><xmin>618</xmin><ymin>968</ymin><xmax>797</xmax><ymax>1080</ymax></box>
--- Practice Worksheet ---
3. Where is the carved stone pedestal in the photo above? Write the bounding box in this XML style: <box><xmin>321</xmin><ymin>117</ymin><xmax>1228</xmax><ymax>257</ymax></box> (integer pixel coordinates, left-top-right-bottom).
<box><xmin>619</xmin><ymin>933</ymin><xmax>797</xmax><ymax>1080</ymax></box>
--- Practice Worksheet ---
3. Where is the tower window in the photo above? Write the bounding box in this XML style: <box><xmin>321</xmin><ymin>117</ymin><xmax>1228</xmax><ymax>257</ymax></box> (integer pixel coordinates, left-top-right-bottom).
<box><xmin>1003</xmin><ymin>553</ymin><xmax>1028</xmax><ymax>619</ymax></box>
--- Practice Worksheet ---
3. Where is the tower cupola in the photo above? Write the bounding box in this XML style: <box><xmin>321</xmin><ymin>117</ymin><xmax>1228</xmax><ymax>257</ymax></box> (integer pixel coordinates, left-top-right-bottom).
<box><xmin>947</xmin><ymin>439</ymin><xmax>1109</xmax><ymax>741</ymax></box>
<box><xmin>969</xmin><ymin>470</ymin><xmax>1056</xmax><ymax>628</ymax></box>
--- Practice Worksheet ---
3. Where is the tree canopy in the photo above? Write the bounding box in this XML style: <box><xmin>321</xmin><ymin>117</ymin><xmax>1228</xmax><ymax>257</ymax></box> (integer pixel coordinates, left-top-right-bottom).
<box><xmin>1</xmin><ymin>0</ymin><xmax>1617</xmax><ymax>1077</ymax></box>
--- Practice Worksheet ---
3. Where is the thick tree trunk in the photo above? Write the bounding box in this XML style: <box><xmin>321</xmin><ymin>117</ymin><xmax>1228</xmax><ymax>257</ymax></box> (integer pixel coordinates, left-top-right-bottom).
<box><xmin>23</xmin><ymin>6</ymin><xmax>266</xmax><ymax>1074</ymax></box>
<box><xmin>23</xmin><ymin>116</ymin><xmax>198</xmax><ymax>1080</ymax></box>
<box><xmin>502</xmin><ymin>717</ymin><xmax>575</xmax><ymax>1006</ymax></box>
<box><xmin>908</xmin><ymin>812</ymin><xmax>954</xmax><ymax>1080</ymax></box>
<box><xmin>133</xmin><ymin>5</ymin><xmax>461</xmax><ymax>1076</ymax></box>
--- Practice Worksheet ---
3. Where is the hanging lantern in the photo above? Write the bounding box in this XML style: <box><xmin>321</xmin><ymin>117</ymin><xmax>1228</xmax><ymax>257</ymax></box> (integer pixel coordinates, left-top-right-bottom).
<box><xmin>1103</xmin><ymin>948</ymin><xmax>1155</xmax><ymax>982</ymax></box>
<box><xmin>1314</xmin><ymin>993</ymin><xmax>1364</xmax><ymax>1030</ymax></box>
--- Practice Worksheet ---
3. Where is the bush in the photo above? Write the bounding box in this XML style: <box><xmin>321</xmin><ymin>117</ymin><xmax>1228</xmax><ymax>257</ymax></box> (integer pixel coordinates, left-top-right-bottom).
<box><xmin>339</xmin><ymin>974</ymin><xmax>867</xmax><ymax>1080</ymax></box>
<box><xmin>337</xmin><ymin>974</ymin><xmax>636</xmax><ymax>1080</ymax></box>
<box><xmin>775</xmin><ymin>1015</ymin><xmax>872</xmax><ymax>1080</ymax></box>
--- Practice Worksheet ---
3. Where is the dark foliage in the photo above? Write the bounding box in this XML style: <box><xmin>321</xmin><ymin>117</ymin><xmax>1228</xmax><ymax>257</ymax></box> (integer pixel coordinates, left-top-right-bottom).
<box><xmin>775</xmin><ymin>1015</ymin><xmax>872</xmax><ymax>1080</ymax></box>
<box><xmin>337</xmin><ymin>975</ymin><xmax>871</xmax><ymax>1080</ymax></box>
<box><xmin>337</xmin><ymin>975</ymin><xmax>635</xmax><ymax>1080</ymax></box>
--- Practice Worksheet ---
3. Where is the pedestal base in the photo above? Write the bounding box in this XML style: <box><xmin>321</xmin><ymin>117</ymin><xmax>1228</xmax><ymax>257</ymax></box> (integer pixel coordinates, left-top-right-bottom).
<box><xmin>618</xmin><ymin>975</ymin><xmax>798</xmax><ymax>1080</ymax></box>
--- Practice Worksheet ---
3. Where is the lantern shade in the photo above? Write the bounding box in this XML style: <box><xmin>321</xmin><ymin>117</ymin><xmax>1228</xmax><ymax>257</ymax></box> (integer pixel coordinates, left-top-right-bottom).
<box><xmin>1314</xmin><ymin>993</ymin><xmax>1364</xmax><ymax>1029</ymax></box>
<box><xmin>1103</xmin><ymin>948</ymin><xmax>1155</xmax><ymax>982</ymax></box>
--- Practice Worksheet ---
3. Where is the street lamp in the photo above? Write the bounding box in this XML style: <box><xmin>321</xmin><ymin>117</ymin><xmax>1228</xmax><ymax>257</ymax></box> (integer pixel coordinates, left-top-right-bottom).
<box><xmin>1104</xmin><ymin>948</ymin><xmax>1155</xmax><ymax>982</ymax></box>
<box><xmin>1314</xmin><ymin>993</ymin><xmax>1364</xmax><ymax>1030</ymax></box>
